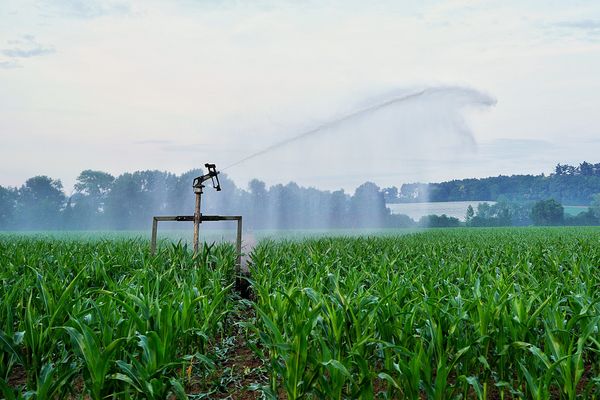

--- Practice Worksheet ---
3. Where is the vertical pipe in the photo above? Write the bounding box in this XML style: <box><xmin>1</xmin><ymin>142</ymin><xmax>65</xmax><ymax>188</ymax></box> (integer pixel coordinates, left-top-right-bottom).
<box><xmin>236</xmin><ymin>217</ymin><xmax>243</xmax><ymax>275</ymax></box>
<box><xmin>193</xmin><ymin>192</ymin><xmax>202</xmax><ymax>254</ymax></box>
<box><xmin>150</xmin><ymin>217</ymin><xmax>158</xmax><ymax>254</ymax></box>
<box><xmin>235</xmin><ymin>217</ymin><xmax>243</xmax><ymax>293</ymax></box>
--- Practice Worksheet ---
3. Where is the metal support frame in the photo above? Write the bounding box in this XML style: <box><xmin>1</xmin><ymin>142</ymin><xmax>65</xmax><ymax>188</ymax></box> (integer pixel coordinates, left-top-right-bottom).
<box><xmin>150</xmin><ymin>215</ymin><xmax>243</xmax><ymax>273</ymax></box>
<box><xmin>150</xmin><ymin>163</ymin><xmax>240</xmax><ymax>275</ymax></box>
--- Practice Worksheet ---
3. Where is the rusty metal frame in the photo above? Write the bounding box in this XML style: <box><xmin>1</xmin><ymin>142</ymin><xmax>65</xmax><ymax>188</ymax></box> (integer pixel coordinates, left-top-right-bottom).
<box><xmin>150</xmin><ymin>215</ymin><xmax>242</xmax><ymax>273</ymax></box>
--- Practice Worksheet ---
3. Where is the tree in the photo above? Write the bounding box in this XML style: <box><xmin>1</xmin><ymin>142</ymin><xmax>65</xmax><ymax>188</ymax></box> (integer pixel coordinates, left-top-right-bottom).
<box><xmin>505</xmin><ymin>201</ymin><xmax>533</xmax><ymax>226</ymax></box>
<box><xmin>350</xmin><ymin>182</ymin><xmax>389</xmax><ymax>228</ymax></box>
<box><xmin>531</xmin><ymin>199</ymin><xmax>564</xmax><ymax>226</ymax></box>
<box><xmin>104</xmin><ymin>171</ymin><xmax>178</xmax><ymax>229</ymax></box>
<box><xmin>419</xmin><ymin>214</ymin><xmax>460</xmax><ymax>228</ymax></box>
<box><xmin>580</xmin><ymin>162</ymin><xmax>594</xmax><ymax>176</ymax></box>
<box><xmin>476</xmin><ymin>202</ymin><xmax>492</xmax><ymax>219</ymax></box>
<box><xmin>103</xmin><ymin>173</ymin><xmax>139</xmax><ymax>229</ymax></box>
<box><xmin>591</xmin><ymin>194</ymin><xmax>600</xmax><ymax>219</ymax></box>
<box><xmin>0</xmin><ymin>186</ymin><xmax>18</xmax><ymax>229</ymax></box>
<box><xmin>329</xmin><ymin>190</ymin><xmax>349</xmax><ymax>228</ymax></box>
<box><xmin>74</xmin><ymin>170</ymin><xmax>115</xmax><ymax>199</ymax></box>
<box><xmin>170</xmin><ymin>169</ymin><xmax>203</xmax><ymax>214</ymax></box>
<box><xmin>465</xmin><ymin>205</ymin><xmax>474</xmax><ymax>224</ymax></box>
<box><xmin>387</xmin><ymin>213</ymin><xmax>416</xmax><ymax>228</ymax></box>
<box><xmin>383</xmin><ymin>187</ymin><xmax>399</xmax><ymax>203</ymax></box>
<box><xmin>395</xmin><ymin>162</ymin><xmax>600</xmax><ymax>205</ymax></box>
<box><xmin>564</xmin><ymin>209</ymin><xmax>600</xmax><ymax>226</ymax></box>
<box><xmin>248</xmin><ymin>179</ymin><xmax>268</xmax><ymax>228</ymax></box>
<box><xmin>70</xmin><ymin>170</ymin><xmax>115</xmax><ymax>229</ymax></box>
<box><xmin>17</xmin><ymin>176</ymin><xmax>66</xmax><ymax>229</ymax></box>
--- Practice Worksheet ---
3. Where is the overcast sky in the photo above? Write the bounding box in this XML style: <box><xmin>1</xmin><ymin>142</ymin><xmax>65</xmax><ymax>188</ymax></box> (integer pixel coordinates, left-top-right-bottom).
<box><xmin>2</xmin><ymin>0</ymin><xmax>600</xmax><ymax>193</ymax></box>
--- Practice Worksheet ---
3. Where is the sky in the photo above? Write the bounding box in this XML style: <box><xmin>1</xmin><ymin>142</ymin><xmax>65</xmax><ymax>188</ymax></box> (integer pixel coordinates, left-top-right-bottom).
<box><xmin>1</xmin><ymin>0</ymin><xmax>600</xmax><ymax>193</ymax></box>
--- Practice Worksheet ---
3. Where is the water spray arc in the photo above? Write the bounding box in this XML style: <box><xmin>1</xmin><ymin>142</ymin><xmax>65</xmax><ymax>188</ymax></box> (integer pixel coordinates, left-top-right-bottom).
<box><xmin>147</xmin><ymin>86</ymin><xmax>493</xmax><ymax>262</ymax></box>
<box><xmin>150</xmin><ymin>163</ymin><xmax>243</xmax><ymax>272</ymax></box>
<box><xmin>221</xmin><ymin>85</ymin><xmax>495</xmax><ymax>173</ymax></box>
<box><xmin>222</xmin><ymin>88</ymin><xmax>434</xmax><ymax>172</ymax></box>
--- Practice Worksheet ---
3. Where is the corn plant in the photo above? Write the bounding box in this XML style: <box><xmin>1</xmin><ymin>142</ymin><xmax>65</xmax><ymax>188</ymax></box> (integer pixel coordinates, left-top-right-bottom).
<box><xmin>0</xmin><ymin>235</ymin><xmax>237</xmax><ymax>398</ymax></box>
<box><xmin>247</xmin><ymin>228</ymin><xmax>600</xmax><ymax>399</ymax></box>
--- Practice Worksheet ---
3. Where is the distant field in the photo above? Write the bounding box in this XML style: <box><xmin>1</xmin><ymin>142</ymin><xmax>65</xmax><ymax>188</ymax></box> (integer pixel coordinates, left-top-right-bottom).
<box><xmin>389</xmin><ymin>201</ymin><xmax>592</xmax><ymax>220</ymax></box>
<box><xmin>2</xmin><ymin>227</ymin><xmax>600</xmax><ymax>398</ymax></box>
<box><xmin>564</xmin><ymin>205</ymin><xmax>589</xmax><ymax>216</ymax></box>
<box><xmin>387</xmin><ymin>200</ymin><xmax>495</xmax><ymax>221</ymax></box>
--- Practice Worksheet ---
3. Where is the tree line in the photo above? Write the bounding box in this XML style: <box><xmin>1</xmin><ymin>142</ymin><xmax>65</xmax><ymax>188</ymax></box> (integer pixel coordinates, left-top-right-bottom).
<box><xmin>464</xmin><ymin>197</ymin><xmax>600</xmax><ymax>227</ymax></box>
<box><xmin>385</xmin><ymin>162</ymin><xmax>600</xmax><ymax>205</ymax></box>
<box><xmin>2</xmin><ymin>163</ymin><xmax>600</xmax><ymax>231</ymax></box>
<box><xmin>0</xmin><ymin>169</ymin><xmax>412</xmax><ymax>230</ymax></box>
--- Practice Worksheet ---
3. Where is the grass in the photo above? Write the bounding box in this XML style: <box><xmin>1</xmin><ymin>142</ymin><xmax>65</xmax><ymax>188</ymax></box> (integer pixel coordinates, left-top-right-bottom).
<box><xmin>1</xmin><ymin>227</ymin><xmax>600</xmax><ymax>399</ymax></box>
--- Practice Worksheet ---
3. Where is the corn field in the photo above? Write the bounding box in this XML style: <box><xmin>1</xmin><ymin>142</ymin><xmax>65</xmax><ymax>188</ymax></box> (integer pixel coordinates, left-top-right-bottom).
<box><xmin>1</xmin><ymin>227</ymin><xmax>600</xmax><ymax>399</ymax></box>
<box><xmin>0</xmin><ymin>237</ymin><xmax>237</xmax><ymax>399</ymax></box>
<box><xmin>249</xmin><ymin>228</ymin><xmax>600</xmax><ymax>399</ymax></box>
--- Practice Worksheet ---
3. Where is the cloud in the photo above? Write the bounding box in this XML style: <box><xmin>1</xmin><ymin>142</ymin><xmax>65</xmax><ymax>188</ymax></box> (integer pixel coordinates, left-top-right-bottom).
<box><xmin>479</xmin><ymin>138</ymin><xmax>556</xmax><ymax>160</ymax></box>
<box><xmin>558</xmin><ymin>20</ymin><xmax>600</xmax><ymax>31</ymax></box>
<box><xmin>132</xmin><ymin>140</ymin><xmax>222</xmax><ymax>154</ymax></box>
<box><xmin>160</xmin><ymin>143</ymin><xmax>223</xmax><ymax>153</ymax></box>
<box><xmin>551</xmin><ymin>19</ymin><xmax>600</xmax><ymax>41</ymax></box>
<box><xmin>37</xmin><ymin>0</ymin><xmax>132</xmax><ymax>19</ymax></box>
<box><xmin>1</xmin><ymin>36</ymin><xmax>55</xmax><ymax>59</ymax></box>
<box><xmin>0</xmin><ymin>59</ymin><xmax>22</xmax><ymax>69</ymax></box>
<box><xmin>133</xmin><ymin>139</ymin><xmax>173</xmax><ymax>145</ymax></box>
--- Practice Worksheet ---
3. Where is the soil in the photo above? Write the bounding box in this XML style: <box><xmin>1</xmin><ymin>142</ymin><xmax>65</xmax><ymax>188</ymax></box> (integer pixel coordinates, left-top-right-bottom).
<box><xmin>6</xmin><ymin>364</ymin><xmax>26</xmax><ymax>387</ymax></box>
<box><xmin>185</xmin><ymin>306</ymin><xmax>270</xmax><ymax>399</ymax></box>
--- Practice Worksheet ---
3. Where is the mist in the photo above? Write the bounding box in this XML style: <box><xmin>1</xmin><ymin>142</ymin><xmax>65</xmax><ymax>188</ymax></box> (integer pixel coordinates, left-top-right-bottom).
<box><xmin>224</xmin><ymin>85</ymin><xmax>496</xmax><ymax>192</ymax></box>
<box><xmin>0</xmin><ymin>85</ymin><xmax>496</xmax><ymax>233</ymax></box>
<box><xmin>0</xmin><ymin>170</ymin><xmax>415</xmax><ymax>233</ymax></box>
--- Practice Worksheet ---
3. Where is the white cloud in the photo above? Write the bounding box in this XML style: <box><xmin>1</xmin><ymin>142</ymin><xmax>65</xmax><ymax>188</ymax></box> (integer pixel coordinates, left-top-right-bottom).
<box><xmin>1</xmin><ymin>35</ymin><xmax>55</xmax><ymax>58</ymax></box>
<box><xmin>35</xmin><ymin>0</ymin><xmax>132</xmax><ymax>19</ymax></box>
<box><xmin>0</xmin><ymin>59</ymin><xmax>21</xmax><ymax>69</ymax></box>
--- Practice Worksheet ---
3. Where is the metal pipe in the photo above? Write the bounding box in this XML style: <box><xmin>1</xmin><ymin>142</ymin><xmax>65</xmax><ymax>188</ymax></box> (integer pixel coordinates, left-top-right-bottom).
<box><xmin>150</xmin><ymin>217</ymin><xmax>158</xmax><ymax>254</ymax></box>
<box><xmin>236</xmin><ymin>217</ymin><xmax>242</xmax><ymax>275</ymax></box>
<box><xmin>193</xmin><ymin>192</ymin><xmax>202</xmax><ymax>254</ymax></box>
<box><xmin>151</xmin><ymin>214</ymin><xmax>242</xmax><ymax>264</ymax></box>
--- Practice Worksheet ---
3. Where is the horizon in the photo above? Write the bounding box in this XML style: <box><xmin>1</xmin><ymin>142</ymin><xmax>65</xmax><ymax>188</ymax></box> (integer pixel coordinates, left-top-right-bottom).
<box><xmin>2</xmin><ymin>158</ymin><xmax>594</xmax><ymax>195</ymax></box>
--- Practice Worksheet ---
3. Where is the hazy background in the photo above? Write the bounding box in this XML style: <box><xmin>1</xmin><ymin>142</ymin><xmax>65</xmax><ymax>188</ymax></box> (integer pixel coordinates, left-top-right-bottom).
<box><xmin>2</xmin><ymin>0</ymin><xmax>600</xmax><ymax>192</ymax></box>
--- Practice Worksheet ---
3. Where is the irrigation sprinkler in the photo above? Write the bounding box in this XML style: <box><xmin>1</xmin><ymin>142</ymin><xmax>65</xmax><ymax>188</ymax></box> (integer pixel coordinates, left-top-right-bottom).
<box><xmin>150</xmin><ymin>163</ymin><xmax>242</xmax><ymax>272</ymax></box>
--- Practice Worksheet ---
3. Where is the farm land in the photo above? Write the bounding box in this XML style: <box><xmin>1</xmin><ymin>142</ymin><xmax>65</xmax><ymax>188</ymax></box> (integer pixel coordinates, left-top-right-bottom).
<box><xmin>1</xmin><ymin>227</ymin><xmax>600</xmax><ymax>399</ymax></box>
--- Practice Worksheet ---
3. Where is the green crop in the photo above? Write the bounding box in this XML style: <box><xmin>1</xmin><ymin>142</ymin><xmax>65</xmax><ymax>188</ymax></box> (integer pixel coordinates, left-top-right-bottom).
<box><xmin>2</xmin><ymin>227</ymin><xmax>600</xmax><ymax>399</ymax></box>
<box><xmin>0</xmin><ymin>236</ymin><xmax>236</xmax><ymax>398</ymax></box>
<box><xmin>247</xmin><ymin>227</ymin><xmax>600</xmax><ymax>399</ymax></box>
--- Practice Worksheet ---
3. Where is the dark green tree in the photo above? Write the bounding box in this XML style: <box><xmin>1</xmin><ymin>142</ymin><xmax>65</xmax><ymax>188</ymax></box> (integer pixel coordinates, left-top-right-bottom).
<box><xmin>104</xmin><ymin>170</ymin><xmax>178</xmax><ymax>229</ymax></box>
<box><xmin>465</xmin><ymin>205</ymin><xmax>474</xmax><ymax>224</ymax></box>
<box><xmin>419</xmin><ymin>214</ymin><xmax>460</xmax><ymax>228</ymax></box>
<box><xmin>579</xmin><ymin>162</ymin><xmax>594</xmax><ymax>176</ymax></box>
<box><xmin>69</xmin><ymin>170</ymin><xmax>115</xmax><ymax>229</ymax></box>
<box><xmin>591</xmin><ymin>193</ymin><xmax>600</xmax><ymax>219</ymax></box>
<box><xmin>0</xmin><ymin>186</ymin><xmax>18</xmax><ymax>229</ymax></box>
<box><xmin>103</xmin><ymin>173</ymin><xmax>137</xmax><ymax>229</ymax></box>
<box><xmin>74</xmin><ymin>170</ymin><xmax>115</xmax><ymax>199</ymax></box>
<box><xmin>17</xmin><ymin>176</ymin><xmax>66</xmax><ymax>229</ymax></box>
<box><xmin>531</xmin><ymin>199</ymin><xmax>564</xmax><ymax>226</ymax></box>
